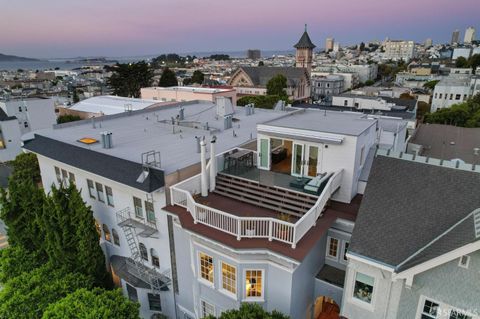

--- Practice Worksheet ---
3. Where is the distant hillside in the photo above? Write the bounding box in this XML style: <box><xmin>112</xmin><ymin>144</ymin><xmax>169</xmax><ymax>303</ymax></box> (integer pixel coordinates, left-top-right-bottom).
<box><xmin>0</xmin><ymin>53</ymin><xmax>39</xmax><ymax>62</ymax></box>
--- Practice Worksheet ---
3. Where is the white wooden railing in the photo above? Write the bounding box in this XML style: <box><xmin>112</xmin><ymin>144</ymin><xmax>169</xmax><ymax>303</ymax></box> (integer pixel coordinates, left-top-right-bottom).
<box><xmin>293</xmin><ymin>170</ymin><xmax>343</xmax><ymax>247</ymax></box>
<box><xmin>170</xmin><ymin>159</ymin><xmax>342</xmax><ymax>248</ymax></box>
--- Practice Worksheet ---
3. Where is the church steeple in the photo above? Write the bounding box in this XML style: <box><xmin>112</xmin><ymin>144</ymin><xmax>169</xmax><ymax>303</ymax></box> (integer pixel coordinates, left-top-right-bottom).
<box><xmin>294</xmin><ymin>25</ymin><xmax>316</xmax><ymax>73</ymax></box>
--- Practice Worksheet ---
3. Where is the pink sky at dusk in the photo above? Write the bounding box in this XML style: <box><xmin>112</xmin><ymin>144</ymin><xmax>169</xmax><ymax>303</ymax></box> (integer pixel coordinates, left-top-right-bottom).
<box><xmin>0</xmin><ymin>0</ymin><xmax>477</xmax><ymax>58</ymax></box>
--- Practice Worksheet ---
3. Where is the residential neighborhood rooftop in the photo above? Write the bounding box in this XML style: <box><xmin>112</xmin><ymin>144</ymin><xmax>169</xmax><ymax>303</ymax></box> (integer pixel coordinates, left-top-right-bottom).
<box><xmin>64</xmin><ymin>95</ymin><xmax>165</xmax><ymax>115</ymax></box>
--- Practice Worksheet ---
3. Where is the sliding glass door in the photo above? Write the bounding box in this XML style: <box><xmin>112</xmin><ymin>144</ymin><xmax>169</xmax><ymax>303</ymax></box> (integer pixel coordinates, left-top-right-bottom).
<box><xmin>292</xmin><ymin>143</ymin><xmax>304</xmax><ymax>176</ymax></box>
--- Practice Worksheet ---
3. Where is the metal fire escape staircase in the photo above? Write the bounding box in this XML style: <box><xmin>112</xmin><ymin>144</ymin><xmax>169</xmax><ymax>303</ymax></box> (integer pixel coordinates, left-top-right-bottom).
<box><xmin>115</xmin><ymin>150</ymin><xmax>171</xmax><ymax>292</ymax></box>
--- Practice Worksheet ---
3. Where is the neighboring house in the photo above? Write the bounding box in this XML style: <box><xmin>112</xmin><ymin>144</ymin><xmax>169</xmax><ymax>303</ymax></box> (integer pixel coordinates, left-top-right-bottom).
<box><xmin>342</xmin><ymin>151</ymin><xmax>480</xmax><ymax>319</ymax></box>
<box><xmin>407</xmin><ymin>124</ymin><xmax>480</xmax><ymax>164</ymax></box>
<box><xmin>0</xmin><ymin>97</ymin><xmax>57</xmax><ymax>162</ymax></box>
<box><xmin>23</xmin><ymin>98</ymin><xmax>408</xmax><ymax>319</ymax></box>
<box><xmin>311</xmin><ymin>75</ymin><xmax>344</xmax><ymax>100</ymax></box>
<box><xmin>141</xmin><ymin>86</ymin><xmax>237</xmax><ymax>106</ymax></box>
<box><xmin>228</xmin><ymin>66</ymin><xmax>311</xmax><ymax>102</ymax></box>
<box><xmin>431</xmin><ymin>76</ymin><xmax>480</xmax><ymax>111</ymax></box>
<box><xmin>57</xmin><ymin>95</ymin><xmax>168</xmax><ymax>119</ymax></box>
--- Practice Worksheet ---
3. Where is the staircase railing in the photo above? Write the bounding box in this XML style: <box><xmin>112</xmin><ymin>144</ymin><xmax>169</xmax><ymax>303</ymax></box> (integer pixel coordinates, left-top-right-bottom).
<box><xmin>116</xmin><ymin>209</ymin><xmax>170</xmax><ymax>292</ymax></box>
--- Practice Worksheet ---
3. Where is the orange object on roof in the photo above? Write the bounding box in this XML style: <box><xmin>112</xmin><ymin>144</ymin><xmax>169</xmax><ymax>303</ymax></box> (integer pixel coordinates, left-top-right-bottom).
<box><xmin>78</xmin><ymin>137</ymin><xmax>98</xmax><ymax>144</ymax></box>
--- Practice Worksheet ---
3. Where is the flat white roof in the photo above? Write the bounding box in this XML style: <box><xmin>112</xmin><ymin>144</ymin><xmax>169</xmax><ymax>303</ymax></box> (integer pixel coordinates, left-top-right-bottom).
<box><xmin>67</xmin><ymin>95</ymin><xmax>163</xmax><ymax>115</ymax></box>
<box><xmin>143</xmin><ymin>86</ymin><xmax>233</xmax><ymax>94</ymax></box>
<box><xmin>33</xmin><ymin>101</ymin><xmax>287</xmax><ymax>175</ymax></box>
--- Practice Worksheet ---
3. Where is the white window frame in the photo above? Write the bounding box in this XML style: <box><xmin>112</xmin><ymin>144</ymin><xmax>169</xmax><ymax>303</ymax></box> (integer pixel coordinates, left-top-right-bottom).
<box><xmin>326</xmin><ymin>236</ymin><xmax>339</xmax><ymax>260</ymax></box>
<box><xmin>458</xmin><ymin>255</ymin><xmax>470</xmax><ymax>269</ymax></box>
<box><xmin>219</xmin><ymin>261</ymin><xmax>237</xmax><ymax>299</ymax></box>
<box><xmin>198</xmin><ymin>251</ymin><xmax>214</xmax><ymax>287</ymax></box>
<box><xmin>200</xmin><ymin>299</ymin><xmax>215</xmax><ymax>318</ymax></box>
<box><xmin>243</xmin><ymin>269</ymin><xmax>265</xmax><ymax>302</ymax></box>
<box><xmin>350</xmin><ymin>271</ymin><xmax>376</xmax><ymax>311</ymax></box>
<box><xmin>95</xmin><ymin>182</ymin><xmax>105</xmax><ymax>203</ymax></box>
<box><xmin>415</xmin><ymin>295</ymin><xmax>478</xmax><ymax>319</ymax></box>
<box><xmin>105</xmin><ymin>186</ymin><xmax>114</xmax><ymax>207</ymax></box>
<box><xmin>87</xmin><ymin>179</ymin><xmax>95</xmax><ymax>198</ymax></box>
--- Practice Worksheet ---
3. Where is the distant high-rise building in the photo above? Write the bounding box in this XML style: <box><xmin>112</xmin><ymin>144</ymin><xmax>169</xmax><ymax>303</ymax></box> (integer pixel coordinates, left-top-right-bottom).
<box><xmin>464</xmin><ymin>26</ymin><xmax>476</xmax><ymax>44</ymax></box>
<box><xmin>246</xmin><ymin>49</ymin><xmax>261</xmax><ymax>60</ymax></box>
<box><xmin>424</xmin><ymin>38</ymin><xmax>433</xmax><ymax>48</ymax></box>
<box><xmin>451</xmin><ymin>29</ymin><xmax>460</xmax><ymax>44</ymax></box>
<box><xmin>333</xmin><ymin>42</ymin><xmax>340</xmax><ymax>53</ymax></box>
<box><xmin>294</xmin><ymin>24</ymin><xmax>316</xmax><ymax>73</ymax></box>
<box><xmin>325</xmin><ymin>37</ymin><xmax>334</xmax><ymax>51</ymax></box>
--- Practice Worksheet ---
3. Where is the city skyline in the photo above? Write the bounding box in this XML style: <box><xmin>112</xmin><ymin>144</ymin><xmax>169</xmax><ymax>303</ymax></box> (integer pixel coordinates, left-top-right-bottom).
<box><xmin>0</xmin><ymin>0</ymin><xmax>478</xmax><ymax>58</ymax></box>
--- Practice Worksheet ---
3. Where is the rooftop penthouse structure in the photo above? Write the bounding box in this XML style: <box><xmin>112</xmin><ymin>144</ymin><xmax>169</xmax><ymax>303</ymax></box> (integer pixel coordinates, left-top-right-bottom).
<box><xmin>24</xmin><ymin>99</ymin><xmax>407</xmax><ymax>318</ymax></box>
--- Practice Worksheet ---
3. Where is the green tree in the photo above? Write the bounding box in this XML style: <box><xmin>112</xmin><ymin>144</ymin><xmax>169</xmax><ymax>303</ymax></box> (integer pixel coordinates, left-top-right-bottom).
<box><xmin>416</xmin><ymin>101</ymin><xmax>431</xmax><ymax>120</ymax></box>
<box><xmin>469</xmin><ymin>54</ymin><xmax>480</xmax><ymax>74</ymax></box>
<box><xmin>40</xmin><ymin>184</ymin><xmax>110</xmax><ymax>287</ymax></box>
<box><xmin>365</xmin><ymin>79</ymin><xmax>375</xmax><ymax>86</ymax></box>
<box><xmin>455</xmin><ymin>56</ymin><xmax>469</xmax><ymax>68</ymax></box>
<box><xmin>42</xmin><ymin>288</ymin><xmax>140</xmax><ymax>319</ymax></box>
<box><xmin>191</xmin><ymin>70</ymin><xmax>205</xmax><ymax>84</ymax></box>
<box><xmin>72</xmin><ymin>89</ymin><xmax>80</xmax><ymax>103</ymax></box>
<box><xmin>424</xmin><ymin>94</ymin><xmax>480</xmax><ymax>127</ymax></box>
<box><xmin>207</xmin><ymin>303</ymin><xmax>289</xmax><ymax>319</ymax></box>
<box><xmin>57</xmin><ymin>114</ymin><xmax>82</xmax><ymax>124</ymax></box>
<box><xmin>158</xmin><ymin>68</ymin><xmax>178</xmax><ymax>87</ymax></box>
<box><xmin>258</xmin><ymin>61</ymin><xmax>264</xmax><ymax>66</ymax></box>
<box><xmin>423</xmin><ymin>80</ymin><xmax>440</xmax><ymax>90</ymax></box>
<box><xmin>266</xmin><ymin>74</ymin><xmax>287</xmax><ymax>97</ymax></box>
<box><xmin>237</xmin><ymin>95</ymin><xmax>289</xmax><ymax>109</ymax></box>
<box><xmin>359</xmin><ymin>42</ymin><xmax>365</xmax><ymax>51</ymax></box>
<box><xmin>0</xmin><ymin>169</ymin><xmax>45</xmax><ymax>252</ymax></box>
<box><xmin>0</xmin><ymin>245</ymin><xmax>44</xmax><ymax>283</ymax></box>
<box><xmin>183</xmin><ymin>78</ymin><xmax>192</xmax><ymax>85</ymax></box>
<box><xmin>106</xmin><ymin>62</ymin><xmax>154</xmax><ymax>97</ymax></box>
<box><xmin>0</xmin><ymin>264</ymin><xmax>93</xmax><ymax>319</ymax></box>
<box><xmin>10</xmin><ymin>152</ymin><xmax>41</xmax><ymax>184</ymax></box>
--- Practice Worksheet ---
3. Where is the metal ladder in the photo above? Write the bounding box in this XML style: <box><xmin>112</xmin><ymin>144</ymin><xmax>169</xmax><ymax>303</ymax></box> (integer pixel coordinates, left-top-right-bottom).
<box><xmin>117</xmin><ymin>212</ymin><xmax>170</xmax><ymax>292</ymax></box>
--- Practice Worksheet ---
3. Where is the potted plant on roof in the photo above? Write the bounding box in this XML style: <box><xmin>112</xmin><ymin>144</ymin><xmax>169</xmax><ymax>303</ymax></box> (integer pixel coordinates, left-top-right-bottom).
<box><xmin>275</xmin><ymin>212</ymin><xmax>292</xmax><ymax>241</ymax></box>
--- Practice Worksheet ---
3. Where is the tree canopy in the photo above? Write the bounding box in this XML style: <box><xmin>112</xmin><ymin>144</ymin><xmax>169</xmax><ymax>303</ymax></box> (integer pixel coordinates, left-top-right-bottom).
<box><xmin>237</xmin><ymin>95</ymin><xmax>289</xmax><ymax>109</ymax></box>
<box><xmin>424</xmin><ymin>94</ymin><xmax>480</xmax><ymax>127</ymax></box>
<box><xmin>455</xmin><ymin>56</ymin><xmax>469</xmax><ymax>68</ymax></box>
<box><xmin>205</xmin><ymin>303</ymin><xmax>289</xmax><ymax>319</ymax></box>
<box><xmin>423</xmin><ymin>80</ymin><xmax>440</xmax><ymax>90</ymax></box>
<box><xmin>158</xmin><ymin>68</ymin><xmax>178</xmax><ymax>87</ymax></box>
<box><xmin>191</xmin><ymin>70</ymin><xmax>205</xmax><ymax>84</ymax></box>
<box><xmin>42</xmin><ymin>288</ymin><xmax>140</xmax><ymax>319</ymax></box>
<box><xmin>106</xmin><ymin>62</ymin><xmax>154</xmax><ymax>97</ymax></box>
<box><xmin>0</xmin><ymin>264</ymin><xmax>93</xmax><ymax>319</ymax></box>
<box><xmin>152</xmin><ymin>53</ymin><xmax>196</xmax><ymax>68</ymax></box>
<box><xmin>266</xmin><ymin>74</ymin><xmax>287</xmax><ymax>97</ymax></box>
<box><xmin>57</xmin><ymin>114</ymin><xmax>82</xmax><ymax>124</ymax></box>
<box><xmin>41</xmin><ymin>184</ymin><xmax>110</xmax><ymax>287</ymax></box>
<box><xmin>209</xmin><ymin>54</ymin><xmax>230</xmax><ymax>61</ymax></box>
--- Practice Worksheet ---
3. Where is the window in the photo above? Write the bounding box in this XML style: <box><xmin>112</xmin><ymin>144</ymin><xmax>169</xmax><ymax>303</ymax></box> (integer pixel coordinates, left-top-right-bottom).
<box><xmin>327</xmin><ymin>237</ymin><xmax>339</xmax><ymax>259</ymax></box>
<box><xmin>18</xmin><ymin>106</ymin><xmax>22</xmax><ymax>112</ymax></box>
<box><xmin>112</xmin><ymin>228</ymin><xmax>120</xmax><ymax>246</ymax></box>
<box><xmin>145</xmin><ymin>200</ymin><xmax>155</xmax><ymax>223</ymax></box>
<box><xmin>353</xmin><ymin>272</ymin><xmax>374</xmax><ymax>304</ymax></box>
<box><xmin>105</xmin><ymin>186</ymin><xmax>114</xmax><ymax>207</ymax></box>
<box><xmin>68</xmin><ymin>172</ymin><xmax>75</xmax><ymax>184</ymax></box>
<box><xmin>360</xmin><ymin>146</ymin><xmax>365</xmax><ymax>166</ymax></box>
<box><xmin>126</xmin><ymin>284</ymin><xmax>138</xmax><ymax>302</ymax></box>
<box><xmin>94</xmin><ymin>219</ymin><xmax>101</xmax><ymax>238</ymax></box>
<box><xmin>139</xmin><ymin>243</ymin><xmax>148</xmax><ymax>261</ymax></box>
<box><xmin>344</xmin><ymin>100</ymin><xmax>348</xmax><ymax>106</ymax></box>
<box><xmin>95</xmin><ymin>182</ymin><xmax>104</xmax><ymax>202</ymax></box>
<box><xmin>87</xmin><ymin>179</ymin><xmax>95</xmax><ymax>198</ymax></box>
<box><xmin>133</xmin><ymin>197</ymin><xmax>143</xmax><ymax>218</ymax></box>
<box><xmin>61</xmin><ymin>169</ymin><xmax>68</xmax><ymax>182</ymax></box>
<box><xmin>199</xmin><ymin>252</ymin><xmax>214</xmax><ymax>283</ymax></box>
<box><xmin>455</xmin><ymin>94</ymin><xmax>461</xmax><ymax>100</ymax></box>
<box><xmin>55</xmin><ymin>167</ymin><xmax>62</xmax><ymax>184</ymax></box>
<box><xmin>245</xmin><ymin>270</ymin><xmax>263</xmax><ymax>299</ymax></box>
<box><xmin>102</xmin><ymin>224</ymin><xmax>111</xmax><ymax>242</ymax></box>
<box><xmin>458</xmin><ymin>255</ymin><xmax>470</xmax><ymax>269</ymax></box>
<box><xmin>221</xmin><ymin>262</ymin><xmax>236</xmax><ymax>295</ymax></box>
<box><xmin>148</xmin><ymin>293</ymin><xmax>162</xmax><ymax>311</ymax></box>
<box><xmin>450</xmin><ymin>94</ymin><xmax>453</xmax><ymax>100</ymax></box>
<box><xmin>421</xmin><ymin>299</ymin><xmax>439</xmax><ymax>318</ymax></box>
<box><xmin>439</xmin><ymin>93</ymin><xmax>443</xmax><ymax>99</ymax></box>
<box><xmin>24</xmin><ymin>121</ymin><xmax>28</xmax><ymax>128</ymax></box>
<box><xmin>201</xmin><ymin>300</ymin><xmax>215</xmax><ymax>318</ymax></box>
<box><xmin>343</xmin><ymin>242</ymin><xmax>350</xmax><ymax>261</ymax></box>
<box><xmin>151</xmin><ymin>248</ymin><xmax>160</xmax><ymax>268</ymax></box>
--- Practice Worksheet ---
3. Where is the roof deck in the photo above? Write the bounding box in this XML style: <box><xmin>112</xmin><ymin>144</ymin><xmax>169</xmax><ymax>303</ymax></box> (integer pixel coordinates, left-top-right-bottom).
<box><xmin>164</xmin><ymin>195</ymin><xmax>360</xmax><ymax>261</ymax></box>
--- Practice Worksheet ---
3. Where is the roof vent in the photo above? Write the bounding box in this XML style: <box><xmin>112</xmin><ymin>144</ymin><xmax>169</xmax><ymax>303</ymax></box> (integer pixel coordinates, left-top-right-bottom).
<box><xmin>474</xmin><ymin>210</ymin><xmax>480</xmax><ymax>238</ymax></box>
<box><xmin>101</xmin><ymin>131</ymin><xmax>113</xmax><ymax>149</ymax></box>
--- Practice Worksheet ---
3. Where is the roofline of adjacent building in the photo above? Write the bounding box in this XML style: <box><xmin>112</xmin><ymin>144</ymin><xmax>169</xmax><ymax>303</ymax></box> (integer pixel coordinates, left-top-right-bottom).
<box><xmin>346</xmin><ymin>251</ymin><xmax>396</xmax><ymax>272</ymax></box>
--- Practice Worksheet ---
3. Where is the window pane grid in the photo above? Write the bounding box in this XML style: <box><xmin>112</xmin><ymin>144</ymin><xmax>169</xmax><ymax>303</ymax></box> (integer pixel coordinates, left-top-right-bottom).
<box><xmin>200</xmin><ymin>253</ymin><xmax>214</xmax><ymax>283</ymax></box>
<box><xmin>328</xmin><ymin>237</ymin><xmax>339</xmax><ymax>257</ymax></box>
<box><xmin>95</xmin><ymin>182</ymin><xmax>104</xmax><ymax>202</ymax></box>
<box><xmin>245</xmin><ymin>270</ymin><xmax>262</xmax><ymax>298</ymax></box>
<box><xmin>133</xmin><ymin>197</ymin><xmax>143</xmax><ymax>218</ymax></box>
<box><xmin>221</xmin><ymin>262</ymin><xmax>236</xmax><ymax>294</ymax></box>
<box><xmin>105</xmin><ymin>186</ymin><xmax>114</xmax><ymax>207</ymax></box>
<box><xmin>201</xmin><ymin>300</ymin><xmax>215</xmax><ymax>318</ymax></box>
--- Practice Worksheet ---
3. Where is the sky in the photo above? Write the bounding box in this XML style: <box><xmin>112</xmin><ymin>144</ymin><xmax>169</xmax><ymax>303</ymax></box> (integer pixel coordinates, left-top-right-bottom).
<box><xmin>0</xmin><ymin>0</ymin><xmax>478</xmax><ymax>59</ymax></box>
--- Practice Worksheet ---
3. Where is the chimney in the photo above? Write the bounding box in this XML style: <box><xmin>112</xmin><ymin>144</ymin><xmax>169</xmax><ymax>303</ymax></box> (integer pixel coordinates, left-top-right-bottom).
<box><xmin>209</xmin><ymin>136</ymin><xmax>217</xmax><ymax>191</ymax></box>
<box><xmin>195</xmin><ymin>136</ymin><xmax>202</xmax><ymax>153</ymax></box>
<box><xmin>200</xmin><ymin>138</ymin><xmax>208</xmax><ymax>197</ymax></box>
<box><xmin>101</xmin><ymin>131</ymin><xmax>113</xmax><ymax>149</ymax></box>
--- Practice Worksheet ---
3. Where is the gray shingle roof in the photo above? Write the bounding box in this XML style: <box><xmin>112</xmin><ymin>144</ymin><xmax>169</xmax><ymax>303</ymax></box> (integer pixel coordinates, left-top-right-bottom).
<box><xmin>23</xmin><ymin>134</ymin><xmax>165</xmax><ymax>193</ymax></box>
<box><xmin>294</xmin><ymin>31</ymin><xmax>316</xmax><ymax>49</ymax></box>
<box><xmin>240</xmin><ymin>67</ymin><xmax>308</xmax><ymax>87</ymax></box>
<box><xmin>349</xmin><ymin>155</ymin><xmax>480</xmax><ymax>271</ymax></box>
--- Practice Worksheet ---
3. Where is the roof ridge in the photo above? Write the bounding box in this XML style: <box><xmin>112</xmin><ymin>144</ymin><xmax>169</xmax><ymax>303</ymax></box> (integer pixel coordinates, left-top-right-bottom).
<box><xmin>395</xmin><ymin>209</ymin><xmax>479</xmax><ymax>270</ymax></box>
